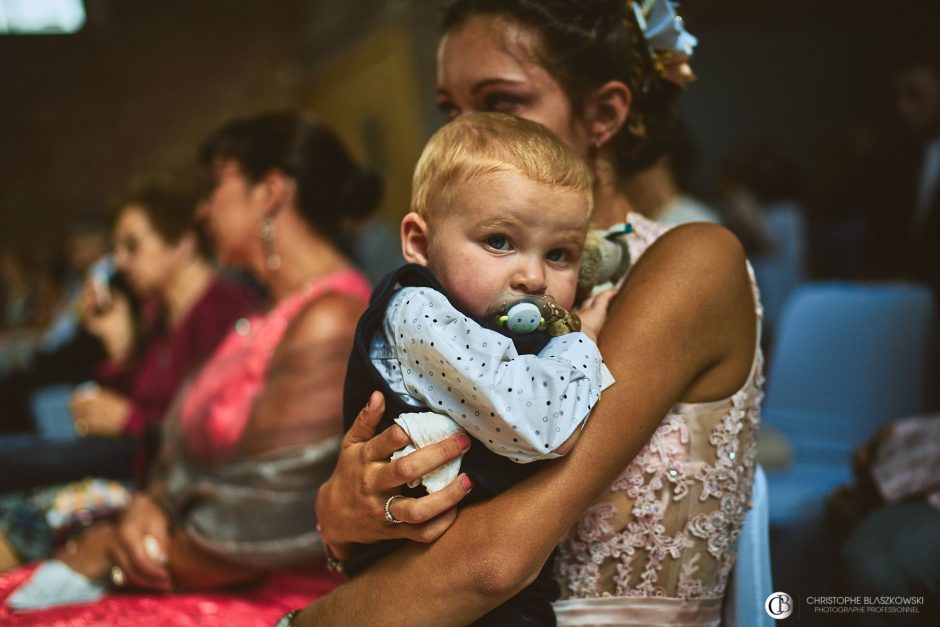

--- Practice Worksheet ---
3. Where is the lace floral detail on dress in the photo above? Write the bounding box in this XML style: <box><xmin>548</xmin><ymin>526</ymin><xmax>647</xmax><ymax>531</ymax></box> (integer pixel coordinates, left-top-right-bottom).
<box><xmin>556</xmin><ymin>371</ymin><xmax>763</xmax><ymax>600</ymax></box>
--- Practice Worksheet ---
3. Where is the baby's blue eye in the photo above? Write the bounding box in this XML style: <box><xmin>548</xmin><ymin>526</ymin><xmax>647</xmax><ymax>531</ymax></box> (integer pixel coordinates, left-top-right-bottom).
<box><xmin>486</xmin><ymin>236</ymin><xmax>511</xmax><ymax>251</ymax></box>
<box><xmin>547</xmin><ymin>249</ymin><xmax>568</xmax><ymax>262</ymax></box>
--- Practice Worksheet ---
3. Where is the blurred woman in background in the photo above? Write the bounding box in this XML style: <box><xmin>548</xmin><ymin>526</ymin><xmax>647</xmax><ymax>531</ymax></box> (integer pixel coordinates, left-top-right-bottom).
<box><xmin>0</xmin><ymin>110</ymin><xmax>379</xmax><ymax>625</ymax></box>
<box><xmin>72</xmin><ymin>172</ymin><xmax>258</xmax><ymax>447</ymax></box>
<box><xmin>0</xmin><ymin>171</ymin><xmax>257</xmax><ymax>566</ymax></box>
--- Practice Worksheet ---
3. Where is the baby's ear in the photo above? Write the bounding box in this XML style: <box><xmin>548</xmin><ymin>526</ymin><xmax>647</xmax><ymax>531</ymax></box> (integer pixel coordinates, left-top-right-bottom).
<box><xmin>401</xmin><ymin>212</ymin><xmax>431</xmax><ymax>266</ymax></box>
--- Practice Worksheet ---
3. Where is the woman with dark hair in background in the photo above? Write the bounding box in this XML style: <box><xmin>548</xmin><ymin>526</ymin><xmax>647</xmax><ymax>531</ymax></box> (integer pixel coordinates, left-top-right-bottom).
<box><xmin>300</xmin><ymin>2</ymin><xmax>762</xmax><ymax>625</ymax></box>
<box><xmin>0</xmin><ymin>172</ymin><xmax>257</xmax><ymax>571</ymax></box>
<box><xmin>0</xmin><ymin>111</ymin><xmax>378</xmax><ymax>624</ymax></box>
<box><xmin>72</xmin><ymin>172</ymin><xmax>257</xmax><ymax>445</ymax></box>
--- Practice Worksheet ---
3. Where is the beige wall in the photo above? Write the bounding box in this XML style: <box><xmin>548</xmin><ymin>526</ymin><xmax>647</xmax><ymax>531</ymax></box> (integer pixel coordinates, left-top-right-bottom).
<box><xmin>305</xmin><ymin>26</ymin><xmax>425</xmax><ymax>226</ymax></box>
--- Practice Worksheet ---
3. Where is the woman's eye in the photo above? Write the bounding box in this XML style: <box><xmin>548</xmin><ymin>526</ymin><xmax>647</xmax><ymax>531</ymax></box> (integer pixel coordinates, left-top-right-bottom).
<box><xmin>436</xmin><ymin>100</ymin><xmax>459</xmax><ymax>119</ymax></box>
<box><xmin>483</xmin><ymin>93</ymin><xmax>522</xmax><ymax>113</ymax></box>
<box><xmin>547</xmin><ymin>249</ymin><xmax>568</xmax><ymax>262</ymax></box>
<box><xmin>485</xmin><ymin>235</ymin><xmax>512</xmax><ymax>251</ymax></box>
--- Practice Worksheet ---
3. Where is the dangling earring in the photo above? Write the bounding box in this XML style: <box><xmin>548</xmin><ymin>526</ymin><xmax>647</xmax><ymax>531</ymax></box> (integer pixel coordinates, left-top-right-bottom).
<box><xmin>259</xmin><ymin>216</ymin><xmax>281</xmax><ymax>271</ymax></box>
<box><xmin>588</xmin><ymin>136</ymin><xmax>604</xmax><ymax>162</ymax></box>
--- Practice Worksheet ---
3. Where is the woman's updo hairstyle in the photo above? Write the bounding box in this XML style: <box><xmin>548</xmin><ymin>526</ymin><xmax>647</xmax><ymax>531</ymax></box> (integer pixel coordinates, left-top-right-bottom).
<box><xmin>442</xmin><ymin>0</ymin><xmax>683</xmax><ymax>177</ymax></box>
<box><xmin>199</xmin><ymin>111</ymin><xmax>383</xmax><ymax>243</ymax></box>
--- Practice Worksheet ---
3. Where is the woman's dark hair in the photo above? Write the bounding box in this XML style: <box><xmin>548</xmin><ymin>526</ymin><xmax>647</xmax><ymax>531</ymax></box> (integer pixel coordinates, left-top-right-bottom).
<box><xmin>118</xmin><ymin>170</ymin><xmax>213</xmax><ymax>259</ymax></box>
<box><xmin>198</xmin><ymin>111</ymin><xmax>383</xmax><ymax>243</ymax></box>
<box><xmin>442</xmin><ymin>0</ymin><xmax>682</xmax><ymax>177</ymax></box>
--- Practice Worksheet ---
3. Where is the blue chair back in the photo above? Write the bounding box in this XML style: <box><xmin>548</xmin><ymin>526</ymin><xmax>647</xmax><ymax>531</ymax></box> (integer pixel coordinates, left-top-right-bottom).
<box><xmin>763</xmin><ymin>281</ymin><xmax>934</xmax><ymax>524</ymax></box>
<box><xmin>31</xmin><ymin>383</ymin><xmax>79</xmax><ymax>440</ymax></box>
<box><xmin>764</xmin><ymin>281</ymin><xmax>933</xmax><ymax>450</ymax></box>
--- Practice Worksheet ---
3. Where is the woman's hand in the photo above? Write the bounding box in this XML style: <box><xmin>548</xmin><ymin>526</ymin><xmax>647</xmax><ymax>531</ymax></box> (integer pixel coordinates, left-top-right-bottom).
<box><xmin>56</xmin><ymin>520</ymin><xmax>117</xmax><ymax>580</ymax></box>
<box><xmin>315</xmin><ymin>391</ymin><xmax>473</xmax><ymax>559</ymax></box>
<box><xmin>575</xmin><ymin>288</ymin><xmax>617</xmax><ymax>343</ymax></box>
<box><xmin>80</xmin><ymin>282</ymin><xmax>134</xmax><ymax>362</ymax></box>
<box><xmin>108</xmin><ymin>492</ymin><xmax>172</xmax><ymax>592</ymax></box>
<box><xmin>70</xmin><ymin>385</ymin><xmax>131</xmax><ymax>437</ymax></box>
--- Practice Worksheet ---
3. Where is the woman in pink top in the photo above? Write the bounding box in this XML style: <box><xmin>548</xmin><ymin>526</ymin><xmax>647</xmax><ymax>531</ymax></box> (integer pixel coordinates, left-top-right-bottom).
<box><xmin>106</xmin><ymin>111</ymin><xmax>375</xmax><ymax>587</ymax></box>
<box><xmin>0</xmin><ymin>112</ymin><xmax>378</xmax><ymax>625</ymax></box>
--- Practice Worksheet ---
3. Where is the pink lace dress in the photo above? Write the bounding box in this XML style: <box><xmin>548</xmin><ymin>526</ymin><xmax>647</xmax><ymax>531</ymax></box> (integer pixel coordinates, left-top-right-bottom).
<box><xmin>553</xmin><ymin>214</ymin><xmax>764</xmax><ymax>626</ymax></box>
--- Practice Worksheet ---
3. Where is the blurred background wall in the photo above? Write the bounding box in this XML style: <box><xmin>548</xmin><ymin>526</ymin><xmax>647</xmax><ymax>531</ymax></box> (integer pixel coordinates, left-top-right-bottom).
<box><xmin>2</xmin><ymin>0</ymin><xmax>939</xmax><ymax>260</ymax></box>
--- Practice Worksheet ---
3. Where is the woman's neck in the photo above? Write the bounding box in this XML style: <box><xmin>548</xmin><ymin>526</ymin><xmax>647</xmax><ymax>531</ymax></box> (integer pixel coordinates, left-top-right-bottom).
<box><xmin>591</xmin><ymin>155</ymin><xmax>637</xmax><ymax>229</ymax></box>
<box><xmin>257</xmin><ymin>212</ymin><xmax>351</xmax><ymax>302</ymax></box>
<box><xmin>620</xmin><ymin>159</ymin><xmax>678</xmax><ymax>221</ymax></box>
<box><xmin>162</xmin><ymin>258</ymin><xmax>214</xmax><ymax>328</ymax></box>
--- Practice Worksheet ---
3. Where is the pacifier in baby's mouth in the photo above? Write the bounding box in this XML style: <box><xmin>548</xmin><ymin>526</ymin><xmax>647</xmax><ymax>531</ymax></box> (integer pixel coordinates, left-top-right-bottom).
<box><xmin>485</xmin><ymin>293</ymin><xmax>581</xmax><ymax>336</ymax></box>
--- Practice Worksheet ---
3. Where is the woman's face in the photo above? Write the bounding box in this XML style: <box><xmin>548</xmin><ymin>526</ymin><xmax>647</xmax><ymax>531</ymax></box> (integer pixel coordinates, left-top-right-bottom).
<box><xmin>199</xmin><ymin>160</ymin><xmax>263</xmax><ymax>267</ymax></box>
<box><xmin>113</xmin><ymin>205</ymin><xmax>184</xmax><ymax>297</ymax></box>
<box><xmin>436</xmin><ymin>15</ymin><xmax>593</xmax><ymax>159</ymax></box>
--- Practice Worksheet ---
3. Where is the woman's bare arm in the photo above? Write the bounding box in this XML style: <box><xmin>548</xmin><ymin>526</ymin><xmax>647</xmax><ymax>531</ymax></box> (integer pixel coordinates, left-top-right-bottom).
<box><xmin>297</xmin><ymin>224</ymin><xmax>758</xmax><ymax>625</ymax></box>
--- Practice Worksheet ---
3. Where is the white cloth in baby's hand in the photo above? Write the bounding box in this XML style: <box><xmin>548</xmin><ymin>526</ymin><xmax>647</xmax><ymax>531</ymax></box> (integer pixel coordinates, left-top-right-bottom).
<box><xmin>391</xmin><ymin>412</ymin><xmax>466</xmax><ymax>494</ymax></box>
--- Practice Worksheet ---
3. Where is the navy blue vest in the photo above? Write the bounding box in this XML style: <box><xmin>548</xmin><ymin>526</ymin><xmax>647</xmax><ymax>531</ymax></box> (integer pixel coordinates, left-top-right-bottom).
<box><xmin>343</xmin><ymin>264</ymin><xmax>559</xmax><ymax>626</ymax></box>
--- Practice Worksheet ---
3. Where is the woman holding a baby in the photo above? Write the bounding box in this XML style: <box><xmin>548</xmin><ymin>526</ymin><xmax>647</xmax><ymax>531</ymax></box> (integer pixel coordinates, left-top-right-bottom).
<box><xmin>299</xmin><ymin>1</ymin><xmax>762</xmax><ymax>626</ymax></box>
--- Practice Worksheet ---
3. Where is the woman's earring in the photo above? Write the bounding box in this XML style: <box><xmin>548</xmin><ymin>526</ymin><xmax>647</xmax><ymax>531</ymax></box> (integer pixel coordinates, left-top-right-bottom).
<box><xmin>587</xmin><ymin>137</ymin><xmax>603</xmax><ymax>160</ymax></box>
<box><xmin>259</xmin><ymin>216</ymin><xmax>281</xmax><ymax>271</ymax></box>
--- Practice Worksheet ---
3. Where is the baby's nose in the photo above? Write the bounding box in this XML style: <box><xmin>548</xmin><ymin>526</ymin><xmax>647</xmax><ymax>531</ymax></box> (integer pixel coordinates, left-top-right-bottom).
<box><xmin>510</xmin><ymin>260</ymin><xmax>547</xmax><ymax>295</ymax></box>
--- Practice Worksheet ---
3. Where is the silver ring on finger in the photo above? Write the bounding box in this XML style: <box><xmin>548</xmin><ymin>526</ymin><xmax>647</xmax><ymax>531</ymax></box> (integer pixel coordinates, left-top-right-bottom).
<box><xmin>384</xmin><ymin>494</ymin><xmax>405</xmax><ymax>524</ymax></box>
<box><xmin>110</xmin><ymin>565</ymin><xmax>126</xmax><ymax>587</ymax></box>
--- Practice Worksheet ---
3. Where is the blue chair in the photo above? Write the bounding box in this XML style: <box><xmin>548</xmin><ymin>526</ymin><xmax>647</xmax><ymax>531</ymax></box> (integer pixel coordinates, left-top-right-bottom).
<box><xmin>761</xmin><ymin>281</ymin><xmax>934</xmax><ymax>525</ymax></box>
<box><xmin>31</xmin><ymin>383</ymin><xmax>80</xmax><ymax>440</ymax></box>
<box><xmin>724</xmin><ymin>465</ymin><xmax>774</xmax><ymax>626</ymax></box>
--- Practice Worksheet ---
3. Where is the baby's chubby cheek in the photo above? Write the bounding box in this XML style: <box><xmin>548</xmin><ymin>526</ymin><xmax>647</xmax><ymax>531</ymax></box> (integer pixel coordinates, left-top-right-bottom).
<box><xmin>551</xmin><ymin>274</ymin><xmax>579</xmax><ymax>311</ymax></box>
<box><xmin>555</xmin><ymin>288</ymin><xmax>577</xmax><ymax>311</ymax></box>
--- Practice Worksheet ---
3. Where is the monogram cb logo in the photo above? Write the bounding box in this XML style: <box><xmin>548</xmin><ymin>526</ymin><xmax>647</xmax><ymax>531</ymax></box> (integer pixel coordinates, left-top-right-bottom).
<box><xmin>765</xmin><ymin>592</ymin><xmax>794</xmax><ymax>619</ymax></box>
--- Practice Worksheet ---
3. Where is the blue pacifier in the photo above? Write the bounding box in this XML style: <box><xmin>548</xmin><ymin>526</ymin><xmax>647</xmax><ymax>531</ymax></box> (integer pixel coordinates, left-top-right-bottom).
<box><xmin>488</xmin><ymin>293</ymin><xmax>580</xmax><ymax>336</ymax></box>
<box><xmin>498</xmin><ymin>301</ymin><xmax>543</xmax><ymax>334</ymax></box>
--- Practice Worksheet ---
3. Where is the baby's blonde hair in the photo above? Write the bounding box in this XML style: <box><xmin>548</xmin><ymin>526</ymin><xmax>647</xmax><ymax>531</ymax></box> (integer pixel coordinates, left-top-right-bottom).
<box><xmin>411</xmin><ymin>112</ymin><xmax>593</xmax><ymax>222</ymax></box>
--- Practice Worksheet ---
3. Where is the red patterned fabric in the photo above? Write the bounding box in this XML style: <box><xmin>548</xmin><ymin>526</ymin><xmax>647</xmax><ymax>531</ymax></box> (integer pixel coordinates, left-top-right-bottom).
<box><xmin>0</xmin><ymin>563</ymin><xmax>344</xmax><ymax>626</ymax></box>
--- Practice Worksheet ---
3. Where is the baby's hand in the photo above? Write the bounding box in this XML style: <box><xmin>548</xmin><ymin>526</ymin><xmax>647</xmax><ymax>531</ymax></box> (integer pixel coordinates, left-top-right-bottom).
<box><xmin>574</xmin><ymin>289</ymin><xmax>617</xmax><ymax>343</ymax></box>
